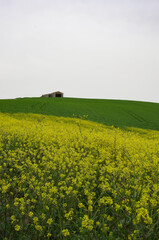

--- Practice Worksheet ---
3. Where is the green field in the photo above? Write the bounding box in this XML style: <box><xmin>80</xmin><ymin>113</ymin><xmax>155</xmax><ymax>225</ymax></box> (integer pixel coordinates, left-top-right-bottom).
<box><xmin>0</xmin><ymin>97</ymin><xmax>159</xmax><ymax>131</ymax></box>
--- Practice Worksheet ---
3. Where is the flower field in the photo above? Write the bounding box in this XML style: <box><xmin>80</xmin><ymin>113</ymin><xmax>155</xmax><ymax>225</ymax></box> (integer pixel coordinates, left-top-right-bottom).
<box><xmin>0</xmin><ymin>113</ymin><xmax>159</xmax><ymax>239</ymax></box>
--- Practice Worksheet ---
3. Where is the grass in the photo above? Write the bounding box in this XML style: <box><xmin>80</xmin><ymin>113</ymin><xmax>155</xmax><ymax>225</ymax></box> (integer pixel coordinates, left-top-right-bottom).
<box><xmin>0</xmin><ymin>97</ymin><xmax>159</xmax><ymax>131</ymax></box>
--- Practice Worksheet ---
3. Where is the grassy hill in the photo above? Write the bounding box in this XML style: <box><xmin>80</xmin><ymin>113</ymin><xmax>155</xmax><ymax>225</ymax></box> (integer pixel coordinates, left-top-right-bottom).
<box><xmin>0</xmin><ymin>97</ymin><xmax>159</xmax><ymax>131</ymax></box>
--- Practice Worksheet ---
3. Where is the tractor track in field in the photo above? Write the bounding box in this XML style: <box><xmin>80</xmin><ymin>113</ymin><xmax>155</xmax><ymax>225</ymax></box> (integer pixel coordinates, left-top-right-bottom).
<box><xmin>125</xmin><ymin>110</ymin><xmax>148</xmax><ymax>123</ymax></box>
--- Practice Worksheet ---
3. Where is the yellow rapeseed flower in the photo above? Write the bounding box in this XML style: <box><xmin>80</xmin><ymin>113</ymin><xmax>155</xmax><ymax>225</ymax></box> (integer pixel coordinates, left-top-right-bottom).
<box><xmin>15</xmin><ymin>225</ymin><xmax>20</xmax><ymax>231</ymax></box>
<box><xmin>62</xmin><ymin>229</ymin><xmax>70</xmax><ymax>237</ymax></box>
<box><xmin>29</xmin><ymin>211</ymin><xmax>34</xmax><ymax>217</ymax></box>
<box><xmin>47</xmin><ymin>218</ymin><xmax>53</xmax><ymax>225</ymax></box>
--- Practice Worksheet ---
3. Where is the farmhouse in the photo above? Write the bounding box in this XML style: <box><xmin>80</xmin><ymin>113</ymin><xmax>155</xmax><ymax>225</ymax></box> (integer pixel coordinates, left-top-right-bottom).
<box><xmin>41</xmin><ymin>91</ymin><xmax>64</xmax><ymax>98</ymax></box>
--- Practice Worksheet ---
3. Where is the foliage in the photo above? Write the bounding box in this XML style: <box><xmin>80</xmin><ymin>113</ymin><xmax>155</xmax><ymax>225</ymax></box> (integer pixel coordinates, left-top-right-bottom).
<box><xmin>0</xmin><ymin>113</ymin><xmax>159</xmax><ymax>239</ymax></box>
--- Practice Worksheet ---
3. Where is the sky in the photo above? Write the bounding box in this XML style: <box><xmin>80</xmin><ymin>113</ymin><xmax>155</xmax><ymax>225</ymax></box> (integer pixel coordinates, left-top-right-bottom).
<box><xmin>0</xmin><ymin>0</ymin><xmax>159</xmax><ymax>102</ymax></box>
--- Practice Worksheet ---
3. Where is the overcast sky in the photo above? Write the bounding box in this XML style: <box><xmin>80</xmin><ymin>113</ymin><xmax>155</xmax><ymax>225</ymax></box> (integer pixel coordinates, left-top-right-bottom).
<box><xmin>0</xmin><ymin>0</ymin><xmax>159</xmax><ymax>102</ymax></box>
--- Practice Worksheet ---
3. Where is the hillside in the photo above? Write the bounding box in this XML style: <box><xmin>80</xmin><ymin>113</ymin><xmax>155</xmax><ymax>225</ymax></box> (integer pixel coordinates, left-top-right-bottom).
<box><xmin>0</xmin><ymin>97</ymin><xmax>159</xmax><ymax>131</ymax></box>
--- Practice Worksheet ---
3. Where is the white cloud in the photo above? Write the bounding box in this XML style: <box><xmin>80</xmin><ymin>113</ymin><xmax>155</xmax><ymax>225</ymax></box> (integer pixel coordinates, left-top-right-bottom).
<box><xmin>0</xmin><ymin>0</ymin><xmax>159</xmax><ymax>102</ymax></box>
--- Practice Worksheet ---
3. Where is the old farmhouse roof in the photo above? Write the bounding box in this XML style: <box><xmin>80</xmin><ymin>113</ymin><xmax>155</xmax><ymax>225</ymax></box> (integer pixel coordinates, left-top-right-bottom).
<box><xmin>41</xmin><ymin>91</ymin><xmax>64</xmax><ymax>98</ymax></box>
